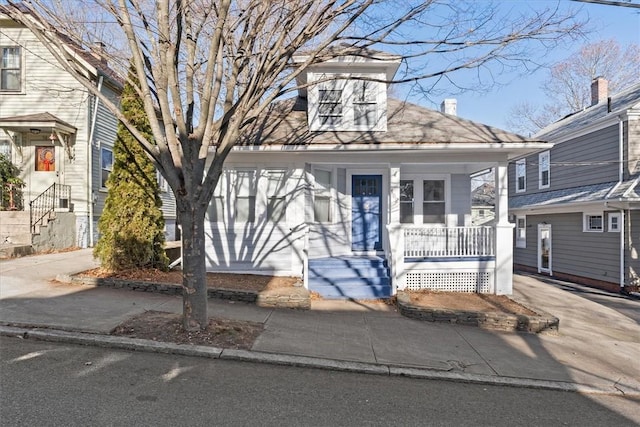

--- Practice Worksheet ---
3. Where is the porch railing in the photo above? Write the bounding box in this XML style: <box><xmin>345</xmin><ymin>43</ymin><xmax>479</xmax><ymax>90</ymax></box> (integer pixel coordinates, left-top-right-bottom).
<box><xmin>30</xmin><ymin>183</ymin><xmax>71</xmax><ymax>233</ymax></box>
<box><xmin>403</xmin><ymin>225</ymin><xmax>495</xmax><ymax>258</ymax></box>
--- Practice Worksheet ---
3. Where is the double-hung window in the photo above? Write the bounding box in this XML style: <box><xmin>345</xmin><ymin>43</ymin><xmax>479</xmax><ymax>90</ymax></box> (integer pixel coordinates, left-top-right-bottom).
<box><xmin>100</xmin><ymin>147</ymin><xmax>113</xmax><ymax>188</ymax></box>
<box><xmin>516</xmin><ymin>159</ymin><xmax>526</xmax><ymax>193</ymax></box>
<box><xmin>318</xmin><ymin>89</ymin><xmax>343</xmax><ymax>126</ymax></box>
<box><xmin>1</xmin><ymin>47</ymin><xmax>21</xmax><ymax>92</ymax></box>
<box><xmin>208</xmin><ymin>172</ymin><xmax>226</xmax><ymax>222</ymax></box>
<box><xmin>265</xmin><ymin>169</ymin><xmax>287</xmax><ymax>222</ymax></box>
<box><xmin>422</xmin><ymin>180</ymin><xmax>445</xmax><ymax>224</ymax></box>
<box><xmin>539</xmin><ymin>151</ymin><xmax>550</xmax><ymax>189</ymax></box>
<box><xmin>399</xmin><ymin>180</ymin><xmax>414</xmax><ymax>224</ymax></box>
<box><xmin>516</xmin><ymin>216</ymin><xmax>526</xmax><ymax>248</ymax></box>
<box><xmin>233</xmin><ymin>170</ymin><xmax>256</xmax><ymax>223</ymax></box>
<box><xmin>313</xmin><ymin>168</ymin><xmax>332</xmax><ymax>223</ymax></box>
<box><xmin>353</xmin><ymin>80</ymin><xmax>377</xmax><ymax>127</ymax></box>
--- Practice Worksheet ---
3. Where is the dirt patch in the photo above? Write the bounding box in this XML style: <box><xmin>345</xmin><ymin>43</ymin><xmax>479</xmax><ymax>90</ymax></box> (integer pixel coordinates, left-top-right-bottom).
<box><xmin>406</xmin><ymin>290</ymin><xmax>536</xmax><ymax>315</ymax></box>
<box><xmin>111</xmin><ymin>310</ymin><xmax>263</xmax><ymax>349</ymax></box>
<box><xmin>81</xmin><ymin>267</ymin><xmax>299</xmax><ymax>293</ymax></box>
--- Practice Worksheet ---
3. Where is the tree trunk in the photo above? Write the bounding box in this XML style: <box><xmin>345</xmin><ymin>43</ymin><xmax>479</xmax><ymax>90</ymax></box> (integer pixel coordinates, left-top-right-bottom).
<box><xmin>178</xmin><ymin>201</ymin><xmax>208</xmax><ymax>331</ymax></box>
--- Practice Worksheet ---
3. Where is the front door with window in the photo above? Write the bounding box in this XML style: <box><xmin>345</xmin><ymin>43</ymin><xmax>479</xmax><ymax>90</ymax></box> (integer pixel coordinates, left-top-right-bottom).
<box><xmin>538</xmin><ymin>224</ymin><xmax>552</xmax><ymax>274</ymax></box>
<box><xmin>28</xmin><ymin>143</ymin><xmax>59</xmax><ymax>202</ymax></box>
<box><xmin>351</xmin><ymin>175</ymin><xmax>382</xmax><ymax>251</ymax></box>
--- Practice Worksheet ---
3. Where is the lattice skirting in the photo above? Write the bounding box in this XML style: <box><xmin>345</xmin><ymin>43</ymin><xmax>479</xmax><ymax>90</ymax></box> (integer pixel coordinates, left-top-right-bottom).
<box><xmin>405</xmin><ymin>271</ymin><xmax>492</xmax><ymax>293</ymax></box>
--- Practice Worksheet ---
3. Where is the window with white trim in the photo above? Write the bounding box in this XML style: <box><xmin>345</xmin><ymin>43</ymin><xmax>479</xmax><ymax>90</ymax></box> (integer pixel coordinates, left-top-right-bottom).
<box><xmin>399</xmin><ymin>180</ymin><xmax>414</xmax><ymax>224</ymax></box>
<box><xmin>232</xmin><ymin>170</ymin><xmax>256</xmax><ymax>223</ymax></box>
<box><xmin>516</xmin><ymin>159</ymin><xmax>526</xmax><ymax>193</ymax></box>
<box><xmin>422</xmin><ymin>180</ymin><xmax>445</xmax><ymax>224</ymax></box>
<box><xmin>208</xmin><ymin>171</ymin><xmax>227</xmax><ymax>222</ymax></box>
<box><xmin>516</xmin><ymin>216</ymin><xmax>526</xmax><ymax>248</ymax></box>
<box><xmin>318</xmin><ymin>88</ymin><xmax>343</xmax><ymax>126</ymax></box>
<box><xmin>100</xmin><ymin>147</ymin><xmax>113</xmax><ymax>188</ymax></box>
<box><xmin>157</xmin><ymin>171</ymin><xmax>169</xmax><ymax>192</ymax></box>
<box><xmin>0</xmin><ymin>137</ymin><xmax>11</xmax><ymax>158</ymax></box>
<box><xmin>309</xmin><ymin>74</ymin><xmax>385</xmax><ymax>131</ymax></box>
<box><xmin>539</xmin><ymin>151</ymin><xmax>550</xmax><ymax>189</ymax></box>
<box><xmin>583</xmin><ymin>213</ymin><xmax>603</xmax><ymax>232</ymax></box>
<box><xmin>265</xmin><ymin>169</ymin><xmax>287</xmax><ymax>222</ymax></box>
<box><xmin>313</xmin><ymin>168</ymin><xmax>333</xmax><ymax>223</ymax></box>
<box><xmin>608</xmin><ymin>212</ymin><xmax>621</xmax><ymax>232</ymax></box>
<box><xmin>1</xmin><ymin>46</ymin><xmax>21</xmax><ymax>92</ymax></box>
<box><xmin>353</xmin><ymin>80</ymin><xmax>377</xmax><ymax>127</ymax></box>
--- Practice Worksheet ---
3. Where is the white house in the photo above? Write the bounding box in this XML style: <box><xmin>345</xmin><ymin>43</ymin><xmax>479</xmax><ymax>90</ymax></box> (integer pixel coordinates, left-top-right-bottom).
<box><xmin>203</xmin><ymin>49</ymin><xmax>551</xmax><ymax>298</ymax></box>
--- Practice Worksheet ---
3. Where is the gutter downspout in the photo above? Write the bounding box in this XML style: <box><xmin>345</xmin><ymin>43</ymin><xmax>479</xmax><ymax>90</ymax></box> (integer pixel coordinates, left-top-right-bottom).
<box><xmin>87</xmin><ymin>75</ymin><xmax>103</xmax><ymax>247</ymax></box>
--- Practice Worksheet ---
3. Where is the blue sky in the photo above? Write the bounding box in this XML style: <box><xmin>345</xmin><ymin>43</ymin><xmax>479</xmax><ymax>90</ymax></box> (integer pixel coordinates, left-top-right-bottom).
<box><xmin>417</xmin><ymin>1</ymin><xmax>640</xmax><ymax>132</ymax></box>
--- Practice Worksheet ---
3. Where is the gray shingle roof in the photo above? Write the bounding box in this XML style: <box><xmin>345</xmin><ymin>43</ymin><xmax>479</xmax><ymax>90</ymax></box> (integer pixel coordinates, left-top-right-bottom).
<box><xmin>536</xmin><ymin>83</ymin><xmax>640</xmax><ymax>140</ymax></box>
<box><xmin>509</xmin><ymin>179</ymin><xmax>640</xmax><ymax>210</ymax></box>
<box><xmin>241</xmin><ymin>97</ymin><xmax>538</xmax><ymax>146</ymax></box>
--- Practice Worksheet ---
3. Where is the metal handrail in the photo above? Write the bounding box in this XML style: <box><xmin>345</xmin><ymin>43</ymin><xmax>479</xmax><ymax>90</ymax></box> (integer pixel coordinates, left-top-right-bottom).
<box><xmin>29</xmin><ymin>183</ymin><xmax>71</xmax><ymax>233</ymax></box>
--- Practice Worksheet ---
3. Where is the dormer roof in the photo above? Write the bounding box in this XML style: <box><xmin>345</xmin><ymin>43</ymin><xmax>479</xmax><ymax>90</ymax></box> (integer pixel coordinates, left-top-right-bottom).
<box><xmin>293</xmin><ymin>44</ymin><xmax>401</xmax><ymax>98</ymax></box>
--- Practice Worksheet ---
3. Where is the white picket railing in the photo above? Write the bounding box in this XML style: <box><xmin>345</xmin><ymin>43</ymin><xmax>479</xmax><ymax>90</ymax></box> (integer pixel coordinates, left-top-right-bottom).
<box><xmin>403</xmin><ymin>226</ymin><xmax>495</xmax><ymax>258</ymax></box>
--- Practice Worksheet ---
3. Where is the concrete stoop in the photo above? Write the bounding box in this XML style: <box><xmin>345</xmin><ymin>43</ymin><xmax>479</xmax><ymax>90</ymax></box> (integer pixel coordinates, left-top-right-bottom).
<box><xmin>396</xmin><ymin>291</ymin><xmax>559</xmax><ymax>334</ymax></box>
<box><xmin>0</xmin><ymin>243</ymin><xmax>34</xmax><ymax>259</ymax></box>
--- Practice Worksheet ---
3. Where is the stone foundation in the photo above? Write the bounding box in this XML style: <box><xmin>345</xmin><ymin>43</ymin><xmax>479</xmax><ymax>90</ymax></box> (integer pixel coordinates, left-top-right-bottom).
<box><xmin>396</xmin><ymin>292</ymin><xmax>559</xmax><ymax>334</ymax></box>
<box><xmin>67</xmin><ymin>275</ymin><xmax>310</xmax><ymax>310</ymax></box>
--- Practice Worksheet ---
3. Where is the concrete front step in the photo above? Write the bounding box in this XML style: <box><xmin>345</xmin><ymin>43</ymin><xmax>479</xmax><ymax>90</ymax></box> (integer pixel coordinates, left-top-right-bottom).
<box><xmin>0</xmin><ymin>244</ymin><xmax>34</xmax><ymax>259</ymax></box>
<box><xmin>309</xmin><ymin>282</ymin><xmax>392</xmax><ymax>299</ymax></box>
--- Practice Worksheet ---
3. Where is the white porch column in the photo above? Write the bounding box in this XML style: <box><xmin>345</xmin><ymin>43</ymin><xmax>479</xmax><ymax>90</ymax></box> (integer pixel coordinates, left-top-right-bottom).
<box><xmin>289</xmin><ymin>165</ymin><xmax>307</xmax><ymax>283</ymax></box>
<box><xmin>389</xmin><ymin>165</ymin><xmax>401</xmax><ymax>224</ymax></box>
<box><xmin>494</xmin><ymin>162</ymin><xmax>515</xmax><ymax>295</ymax></box>
<box><xmin>388</xmin><ymin>165</ymin><xmax>403</xmax><ymax>292</ymax></box>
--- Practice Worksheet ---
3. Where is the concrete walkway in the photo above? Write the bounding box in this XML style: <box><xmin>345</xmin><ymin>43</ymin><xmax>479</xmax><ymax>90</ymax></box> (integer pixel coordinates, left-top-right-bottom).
<box><xmin>1</xmin><ymin>249</ymin><xmax>638</xmax><ymax>397</ymax></box>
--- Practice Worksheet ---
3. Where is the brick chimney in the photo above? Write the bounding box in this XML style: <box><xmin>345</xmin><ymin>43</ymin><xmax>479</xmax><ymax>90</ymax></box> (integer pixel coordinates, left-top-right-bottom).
<box><xmin>440</xmin><ymin>98</ymin><xmax>457</xmax><ymax>116</ymax></box>
<box><xmin>591</xmin><ymin>77</ymin><xmax>608</xmax><ymax>106</ymax></box>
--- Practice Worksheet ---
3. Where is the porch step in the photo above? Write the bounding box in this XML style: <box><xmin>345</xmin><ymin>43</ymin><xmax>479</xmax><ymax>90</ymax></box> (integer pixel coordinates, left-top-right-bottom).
<box><xmin>308</xmin><ymin>256</ymin><xmax>392</xmax><ymax>299</ymax></box>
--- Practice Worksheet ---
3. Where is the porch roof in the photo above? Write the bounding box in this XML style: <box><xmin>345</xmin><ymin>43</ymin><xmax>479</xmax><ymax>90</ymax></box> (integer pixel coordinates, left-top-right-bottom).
<box><xmin>509</xmin><ymin>177</ymin><xmax>640</xmax><ymax>211</ymax></box>
<box><xmin>0</xmin><ymin>112</ymin><xmax>77</xmax><ymax>135</ymax></box>
<box><xmin>238</xmin><ymin>97</ymin><xmax>548</xmax><ymax>157</ymax></box>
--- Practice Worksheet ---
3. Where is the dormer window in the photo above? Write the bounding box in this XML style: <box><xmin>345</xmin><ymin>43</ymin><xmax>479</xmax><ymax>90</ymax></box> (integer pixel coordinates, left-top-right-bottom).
<box><xmin>318</xmin><ymin>89</ymin><xmax>343</xmax><ymax>126</ymax></box>
<box><xmin>353</xmin><ymin>80</ymin><xmax>377</xmax><ymax>126</ymax></box>
<box><xmin>308</xmin><ymin>73</ymin><xmax>387</xmax><ymax>132</ymax></box>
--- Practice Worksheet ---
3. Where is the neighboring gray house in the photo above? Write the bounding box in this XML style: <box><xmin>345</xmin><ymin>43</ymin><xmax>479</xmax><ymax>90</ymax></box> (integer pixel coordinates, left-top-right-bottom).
<box><xmin>509</xmin><ymin>78</ymin><xmax>640</xmax><ymax>293</ymax></box>
<box><xmin>202</xmin><ymin>48</ymin><xmax>551</xmax><ymax>298</ymax></box>
<box><xmin>0</xmin><ymin>6</ymin><xmax>176</xmax><ymax>252</ymax></box>
<box><xmin>471</xmin><ymin>182</ymin><xmax>495</xmax><ymax>226</ymax></box>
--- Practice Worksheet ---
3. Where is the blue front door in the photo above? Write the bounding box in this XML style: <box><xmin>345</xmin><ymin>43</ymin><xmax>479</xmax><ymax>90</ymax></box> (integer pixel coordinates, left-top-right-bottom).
<box><xmin>352</xmin><ymin>175</ymin><xmax>382</xmax><ymax>251</ymax></box>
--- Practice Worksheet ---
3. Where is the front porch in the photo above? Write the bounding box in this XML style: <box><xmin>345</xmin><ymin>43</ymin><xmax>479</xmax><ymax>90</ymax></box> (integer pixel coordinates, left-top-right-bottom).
<box><xmin>306</xmin><ymin>224</ymin><xmax>502</xmax><ymax>299</ymax></box>
<box><xmin>302</xmin><ymin>161</ymin><xmax>514</xmax><ymax>298</ymax></box>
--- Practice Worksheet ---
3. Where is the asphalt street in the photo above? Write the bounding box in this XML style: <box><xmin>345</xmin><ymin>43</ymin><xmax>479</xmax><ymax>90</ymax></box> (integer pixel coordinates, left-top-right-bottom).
<box><xmin>2</xmin><ymin>337</ymin><xmax>639</xmax><ymax>427</ymax></box>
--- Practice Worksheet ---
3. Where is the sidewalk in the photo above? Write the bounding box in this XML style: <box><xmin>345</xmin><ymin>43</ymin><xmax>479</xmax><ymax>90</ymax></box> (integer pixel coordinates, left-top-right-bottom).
<box><xmin>1</xmin><ymin>249</ymin><xmax>638</xmax><ymax>396</ymax></box>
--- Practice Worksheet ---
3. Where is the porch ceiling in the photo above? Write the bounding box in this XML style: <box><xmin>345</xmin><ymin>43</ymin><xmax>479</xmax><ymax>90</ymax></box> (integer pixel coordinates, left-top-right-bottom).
<box><xmin>0</xmin><ymin>112</ymin><xmax>77</xmax><ymax>135</ymax></box>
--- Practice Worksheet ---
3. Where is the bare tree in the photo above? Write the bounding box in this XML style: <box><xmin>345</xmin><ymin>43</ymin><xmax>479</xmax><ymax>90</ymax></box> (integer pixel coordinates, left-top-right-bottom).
<box><xmin>507</xmin><ymin>39</ymin><xmax>640</xmax><ymax>135</ymax></box>
<box><xmin>3</xmin><ymin>0</ymin><xmax>586</xmax><ymax>330</ymax></box>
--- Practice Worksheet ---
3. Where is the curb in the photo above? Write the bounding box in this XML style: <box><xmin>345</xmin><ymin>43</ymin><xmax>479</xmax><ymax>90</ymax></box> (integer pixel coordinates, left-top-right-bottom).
<box><xmin>2</xmin><ymin>325</ymin><xmax>634</xmax><ymax>398</ymax></box>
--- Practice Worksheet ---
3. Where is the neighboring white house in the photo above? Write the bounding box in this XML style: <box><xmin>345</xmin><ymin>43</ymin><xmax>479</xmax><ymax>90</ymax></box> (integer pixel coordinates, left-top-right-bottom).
<box><xmin>0</xmin><ymin>5</ymin><xmax>176</xmax><ymax>250</ymax></box>
<box><xmin>202</xmin><ymin>48</ymin><xmax>552</xmax><ymax>297</ymax></box>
